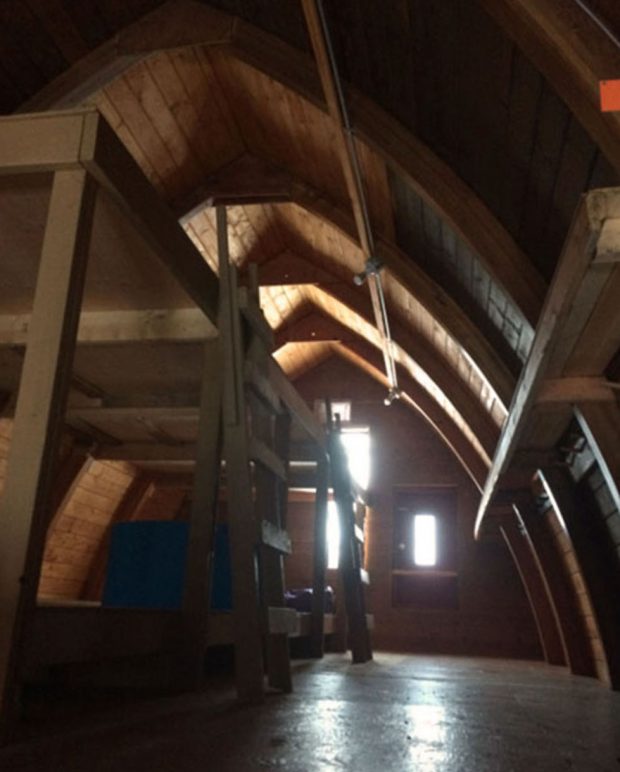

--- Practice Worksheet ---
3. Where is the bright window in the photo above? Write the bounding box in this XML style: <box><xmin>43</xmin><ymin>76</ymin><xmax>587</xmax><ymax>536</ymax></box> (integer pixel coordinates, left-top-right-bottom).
<box><xmin>413</xmin><ymin>514</ymin><xmax>437</xmax><ymax>567</ymax></box>
<box><xmin>326</xmin><ymin>500</ymin><xmax>341</xmax><ymax>570</ymax></box>
<box><xmin>339</xmin><ymin>430</ymin><xmax>370</xmax><ymax>490</ymax></box>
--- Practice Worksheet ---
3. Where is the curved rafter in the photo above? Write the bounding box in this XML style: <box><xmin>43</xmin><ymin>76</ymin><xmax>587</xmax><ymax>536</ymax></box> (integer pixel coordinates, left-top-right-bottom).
<box><xmin>294</xmin><ymin>340</ymin><xmax>488</xmax><ymax>491</ymax></box>
<box><xmin>274</xmin><ymin>298</ymin><xmax>491</xmax><ymax>463</ymax></box>
<box><xmin>19</xmin><ymin>0</ymin><xmax>545</xmax><ymax>331</ymax></box>
<box><xmin>273</xmin><ymin>305</ymin><xmax>493</xmax><ymax>472</ymax></box>
<box><xmin>179</xmin><ymin>164</ymin><xmax>517</xmax><ymax>407</ymax></box>
<box><xmin>257</xmin><ymin>255</ymin><xmax>502</xmax><ymax>453</ymax></box>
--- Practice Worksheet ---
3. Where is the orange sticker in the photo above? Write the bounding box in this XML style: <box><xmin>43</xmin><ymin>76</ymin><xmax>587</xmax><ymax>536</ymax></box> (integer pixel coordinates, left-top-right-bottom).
<box><xmin>600</xmin><ymin>79</ymin><xmax>620</xmax><ymax>112</ymax></box>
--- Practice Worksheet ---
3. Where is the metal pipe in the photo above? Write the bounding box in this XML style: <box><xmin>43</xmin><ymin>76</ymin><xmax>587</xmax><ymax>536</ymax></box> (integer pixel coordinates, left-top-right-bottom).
<box><xmin>314</xmin><ymin>0</ymin><xmax>400</xmax><ymax>400</ymax></box>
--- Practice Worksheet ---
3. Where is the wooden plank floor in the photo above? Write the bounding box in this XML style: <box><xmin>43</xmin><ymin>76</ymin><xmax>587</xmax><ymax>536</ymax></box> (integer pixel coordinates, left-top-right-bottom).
<box><xmin>3</xmin><ymin>653</ymin><xmax>620</xmax><ymax>770</ymax></box>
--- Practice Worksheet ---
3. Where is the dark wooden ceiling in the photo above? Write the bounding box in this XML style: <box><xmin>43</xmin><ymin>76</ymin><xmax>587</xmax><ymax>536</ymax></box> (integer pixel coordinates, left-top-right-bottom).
<box><xmin>0</xmin><ymin>0</ymin><xmax>619</xmax><ymax>486</ymax></box>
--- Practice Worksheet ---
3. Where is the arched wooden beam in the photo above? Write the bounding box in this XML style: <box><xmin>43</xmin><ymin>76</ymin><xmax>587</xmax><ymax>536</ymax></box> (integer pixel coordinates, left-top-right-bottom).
<box><xmin>498</xmin><ymin>510</ymin><xmax>566</xmax><ymax>666</ymax></box>
<box><xmin>290</xmin><ymin>184</ymin><xmax>518</xmax><ymax>405</ymax></box>
<box><xmin>539</xmin><ymin>465</ymin><xmax>620</xmax><ymax>687</ymax></box>
<box><xmin>514</xmin><ymin>491</ymin><xmax>596</xmax><ymax>677</ymax></box>
<box><xmin>274</xmin><ymin>310</ymin><xmax>489</xmax><ymax>487</ymax></box>
<box><xmin>19</xmin><ymin>0</ymin><xmax>545</xmax><ymax>330</ymax></box>
<box><xmin>479</xmin><ymin>0</ymin><xmax>620</xmax><ymax>175</ymax></box>
<box><xmin>330</xmin><ymin>341</ymin><xmax>489</xmax><ymax>492</ymax></box>
<box><xmin>258</xmin><ymin>250</ymin><xmax>505</xmax><ymax>431</ymax></box>
<box><xmin>271</xmin><ymin>281</ymin><xmax>500</xmax><ymax>459</ymax></box>
<box><xmin>181</xmin><ymin>161</ymin><xmax>518</xmax><ymax>406</ymax></box>
<box><xmin>275</xmin><ymin>303</ymin><xmax>491</xmax><ymax>464</ymax></box>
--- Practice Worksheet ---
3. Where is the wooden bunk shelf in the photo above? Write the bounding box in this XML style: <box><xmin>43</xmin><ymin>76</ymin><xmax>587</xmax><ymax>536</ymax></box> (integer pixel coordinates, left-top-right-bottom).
<box><xmin>475</xmin><ymin>187</ymin><xmax>620</xmax><ymax>538</ymax></box>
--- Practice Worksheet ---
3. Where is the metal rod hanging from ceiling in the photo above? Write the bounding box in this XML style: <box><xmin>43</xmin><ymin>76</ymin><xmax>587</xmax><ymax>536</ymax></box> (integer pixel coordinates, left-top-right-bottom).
<box><xmin>301</xmin><ymin>0</ymin><xmax>401</xmax><ymax>405</ymax></box>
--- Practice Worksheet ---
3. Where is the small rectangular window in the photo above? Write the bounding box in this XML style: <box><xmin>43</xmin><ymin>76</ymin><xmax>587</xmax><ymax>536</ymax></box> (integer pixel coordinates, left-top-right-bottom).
<box><xmin>413</xmin><ymin>514</ymin><xmax>437</xmax><ymax>566</ymax></box>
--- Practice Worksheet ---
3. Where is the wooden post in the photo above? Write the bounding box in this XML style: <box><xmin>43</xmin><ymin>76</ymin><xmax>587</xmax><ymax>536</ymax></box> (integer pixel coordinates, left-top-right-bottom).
<box><xmin>257</xmin><ymin>407</ymin><xmax>292</xmax><ymax>693</ymax></box>
<box><xmin>539</xmin><ymin>466</ymin><xmax>620</xmax><ymax>687</ymax></box>
<box><xmin>0</xmin><ymin>169</ymin><xmax>96</xmax><ymax>741</ymax></box>
<box><xmin>515</xmin><ymin>493</ymin><xmax>595</xmax><ymax>677</ymax></box>
<box><xmin>180</xmin><ymin>337</ymin><xmax>224</xmax><ymax>688</ymax></box>
<box><xmin>498</xmin><ymin>511</ymin><xmax>566</xmax><ymax>666</ymax></box>
<box><xmin>330</xmin><ymin>429</ymin><xmax>372</xmax><ymax>663</ymax></box>
<box><xmin>217</xmin><ymin>206</ymin><xmax>264</xmax><ymax>702</ymax></box>
<box><xmin>310</xmin><ymin>456</ymin><xmax>329</xmax><ymax>657</ymax></box>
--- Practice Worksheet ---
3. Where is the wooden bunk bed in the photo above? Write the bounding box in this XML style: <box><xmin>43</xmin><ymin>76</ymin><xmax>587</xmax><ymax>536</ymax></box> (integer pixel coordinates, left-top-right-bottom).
<box><xmin>0</xmin><ymin>108</ymin><xmax>370</xmax><ymax>711</ymax></box>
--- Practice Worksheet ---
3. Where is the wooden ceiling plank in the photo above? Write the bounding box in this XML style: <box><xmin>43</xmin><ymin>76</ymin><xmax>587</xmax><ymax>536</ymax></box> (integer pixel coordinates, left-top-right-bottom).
<box><xmin>17</xmin><ymin>1</ymin><xmax>545</xmax><ymax>331</ymax></box>
<box><xmin>102</xmin><ymin>72</ymin><xmax>185</xmax><ymax>199</ymax></box>
<box><xmin>479</xmin><ymin>0</ymin><xmax>620</xmax><ymax>175</ymax></box>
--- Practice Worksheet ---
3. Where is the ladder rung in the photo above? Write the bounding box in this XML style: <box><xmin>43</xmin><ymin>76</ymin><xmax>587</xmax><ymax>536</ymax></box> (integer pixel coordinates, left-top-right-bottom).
<box><xmin>354</xmin><ymin>524</ymin><xmax>365</xmax><ymax>544</ymax></box>
<box><xmin>268</xmin><ymin>606</ymin><xmax>299</xmax><ymax>635</ymax></box>
<box><xmin>244</xmin><ymin>361</ymin><xmax>281</xmax><ymax>414</ymax></box>
<box><xmin>249</xmin><ymin>437</ymin><xmax>287</xmax><ymax>480</ymax></box>
<box><xmin>261</xmin><ymin>520</ymin><xmax>292</xmax><ymax>555</ymax></box>
<box><xmin>238</xmin><ymin>287</ymin><xmax>274</xmax><ymax>348</ymax></box>
<box><xmin>360</xmin><ymin>568</ymin><xmax>370</xmax><ymax>585</ymax></box>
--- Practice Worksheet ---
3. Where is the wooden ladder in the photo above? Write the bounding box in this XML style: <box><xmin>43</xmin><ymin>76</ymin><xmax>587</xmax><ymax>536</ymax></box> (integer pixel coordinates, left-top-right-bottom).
<box><xmin>217</xmin><ymin>207</ymin><xmax>295</xmax><ymax>700</ymax></box>
<box><xmin>328</xmin><ymin>412</ymin><xmax>373</xmax><ymax>663</ymax></box>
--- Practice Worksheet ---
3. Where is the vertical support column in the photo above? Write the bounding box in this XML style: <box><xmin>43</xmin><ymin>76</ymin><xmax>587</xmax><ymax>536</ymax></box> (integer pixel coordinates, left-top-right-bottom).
<box><xmin>257</xmin><ymin>408</ymin><xmax>292</xmax><ymax>693</ymax></box>
<box><xmin>539</xmin><ymin>466</ymin><xmax>620</xmax><ymax>687</ymax></box>
<box><xmin>0</xmin><ymin>169</ymin><xmax>96</xmax><ymax>740</ymax></box>
<box><xmin>310</xmin><ymin>455</ymin><xmax>329</xmax><ymax>658</ymax></box>
<box><xmin>498</xmin><ymin>510</ymin><xmax>566</xmax><ymax>666</ymax></box>
<box><xmin>217</xmin><ymin>206</ymin><xmax>264</xmax><ymax>702</ymax></box>
<box><xmin>515</xmin><ymin>492</ymin><xmax>595</xmax><ymax>677</ymax></box>
<box><xmin>180</xmin><ymin>337</ymin><xmax>224</xmax><ymax>688</ymax></box>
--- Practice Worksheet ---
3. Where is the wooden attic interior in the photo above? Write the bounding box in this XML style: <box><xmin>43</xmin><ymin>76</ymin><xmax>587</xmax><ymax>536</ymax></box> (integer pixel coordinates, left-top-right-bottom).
<box><xmin>0</xmin><ymin>0</ymin><xmax>620</xmax><ymax>764</ymax></box>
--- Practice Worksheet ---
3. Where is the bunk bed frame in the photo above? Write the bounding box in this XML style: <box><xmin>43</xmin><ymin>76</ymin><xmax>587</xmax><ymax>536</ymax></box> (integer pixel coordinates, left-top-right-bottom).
<box><xmin>0</xmin><ymin>108</ymin><xmax>370</xmax><ymax>734</ymax></box>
